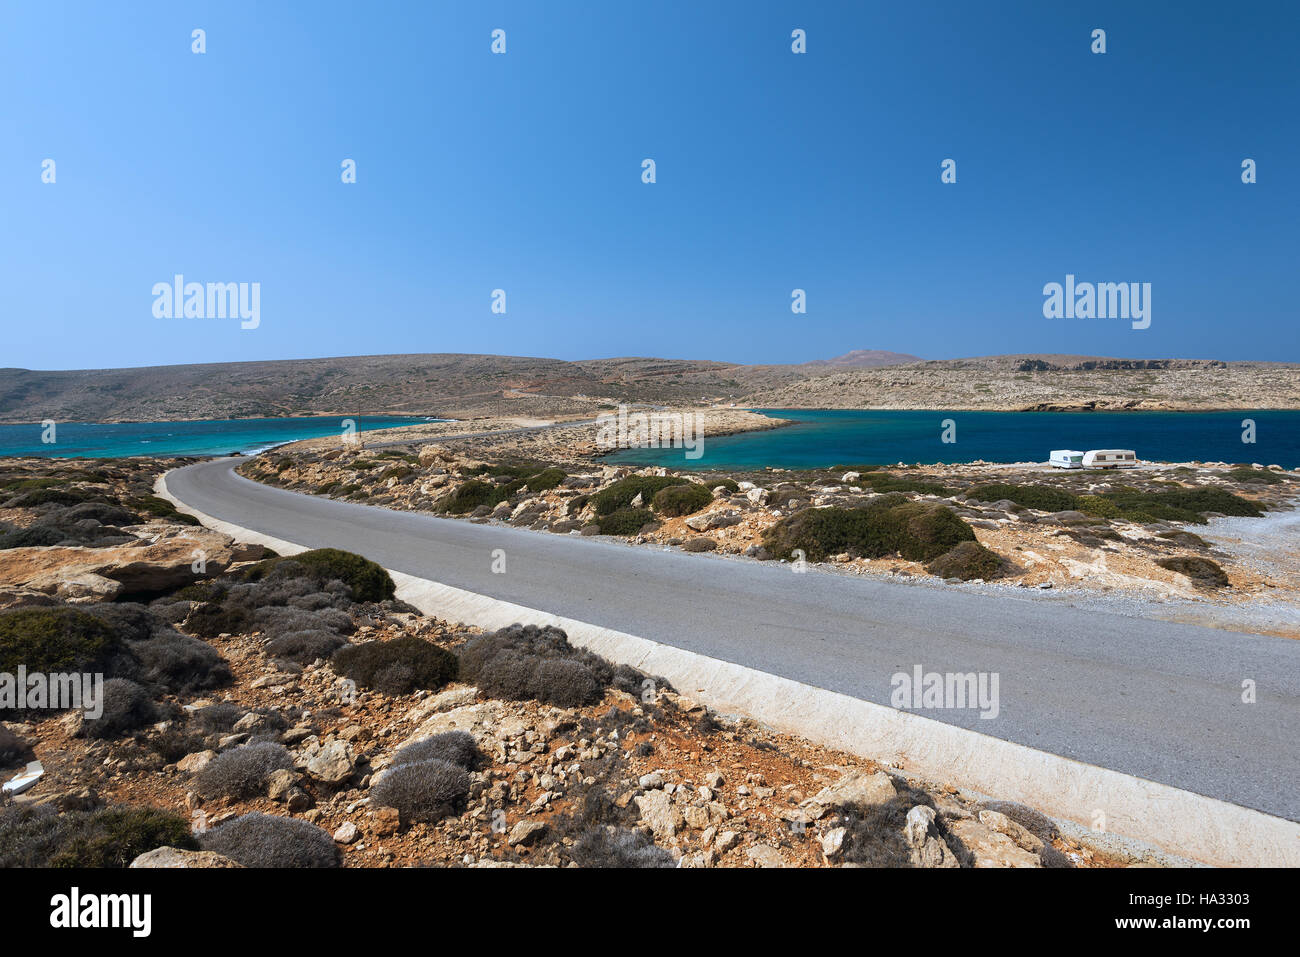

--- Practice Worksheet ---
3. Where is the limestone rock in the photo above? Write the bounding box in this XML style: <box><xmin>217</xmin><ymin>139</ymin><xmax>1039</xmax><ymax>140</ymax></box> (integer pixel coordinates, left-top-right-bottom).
<box><xmin>176</xmin><ymin>750</ymin><xmax>217</xmax><ymax>774</ymax></box>
<box><xmin>0</xmin><ymin>526</ymin><xmax>237</xmax><ymax>598</ymax></box>
<box><xmin>508</xmin><ymin>820</ymin><xmax>548</xmax><ymax>847</ymax></box>
<box><xmin>634</xmin><ymin>789</ymin><xmax>683</xmax><ymax>842</ymax></box>
<box><xmin>946</xmin><ymin>818</ymin><xmax>1042</xmax><ymax>867</ymax></box>
<box><xmin>305</xmin><ymin>739</ymin><xmax>355</xmax><ymax>785</ymax></box>
<box><xmin>130</xmin><ymin>846</ymin><xmax>244</xmax><ymax>868</ymax></box>
<box><xmin>333</xmin><ymin>822</ymin><xmax>360</xmax><ymax>844</ymax></box>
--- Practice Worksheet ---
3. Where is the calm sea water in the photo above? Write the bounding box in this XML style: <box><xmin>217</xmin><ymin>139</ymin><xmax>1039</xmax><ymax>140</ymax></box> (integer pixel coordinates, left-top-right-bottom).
<box><xmin>0</xmin><ymin>416</ymin><xmax>437</xmax><ymax>459</ymax></box>
<box><xmin>604</xmin><ymin>409</ymin><xmax>1300</xmax><ymax>470</ymax></box>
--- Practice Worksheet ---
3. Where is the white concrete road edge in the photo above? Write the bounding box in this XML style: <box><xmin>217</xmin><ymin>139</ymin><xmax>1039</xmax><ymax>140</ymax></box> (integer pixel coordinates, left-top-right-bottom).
<box><xmin>157</xmin><ymin>472</ymin><xmax>1300</xmax><ymax>867</ymax></box>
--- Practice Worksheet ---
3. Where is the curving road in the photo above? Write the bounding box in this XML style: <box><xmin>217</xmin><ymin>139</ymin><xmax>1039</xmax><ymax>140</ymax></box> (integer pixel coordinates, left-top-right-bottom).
<box><xmin>167</xmin><ymin>457</ymin><xmax>1300</xmax><ymax>821</ymax></box>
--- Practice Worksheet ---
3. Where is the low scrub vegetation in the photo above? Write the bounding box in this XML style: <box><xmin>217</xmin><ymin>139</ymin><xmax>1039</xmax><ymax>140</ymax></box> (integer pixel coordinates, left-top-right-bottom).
<box><xmin>570</xmin><ymin>825</ymin><xmax>676</xmax><ymax>868</ymax></box>
<box><xmin>369</xmin><ymin>758</ymin><xmax>470</xmax><ymax>824</ymax></box>
<box><xmin>1157</xmin><ymin>555</ymin><xmax>1229</xmax><ymax>588</ymax></box>
<box><xmin>595</xmin><ymin>507</ymin><xmax>655</xmax><ymax>536</ymax></box>
<box><xmin>199</xmin><ymin>812</ymin><xmax>341</xmax><ymax>868</ymax></box>
<box><xmin>1098</xmin><ymin>488</ymin><xmax>1262</xmax><ymax>524</ymax></box>
<box><xmin>82</xmin><ymin>678</ymin><xmax>157</xmax><ymax>740</ymax></box>
<box><xmin>0</xmin><ymin>803</ymin><xmax>197</xmax><ymax>868</ymax></box>
<box><xmin>590</xmin><ymin>476</ymin><xmax>686</xmax><ymax>515</ymax></box>
<box><xmin>0</xmin><ymin>606</ymin><xmax>126</xmax><ymax>676</ymax></box>
<box><xmin>458</xmin><ymin>623</ymin><xmax>643</xmax><ymax>708</ymax></box>
<box><xmin>236</xmin><ymin>548</ymin><xmax>395</xmax><ymax>603</ymax></box>
<box><xmin>391</xmin><ymin>731</ymin><xmax>483</xmax><ymax>771</ymax></box>
<box><xmin>762</xmin><ymin>495</ymin><xmax>976</xmax><ymax>563</ymax></box>
<box><xmin>651</xmin><ymin>482</ymin><xmax>713</xmax><ymax>517</ymax></box>
<box><xmin>332</xmin><ymin>636</ymin><xmax>458</xmax><ymax>694</ymax></box>
<box><xmin>1227</xmin><ymin>467</ymin><xmax>1282</xmax><ymax>485</ymax></box>
<box><xmin>926</xmin><ymin>541</ymin><xmax>1009</xmax><ymax>581</ymax></box>
<box><xmin>966</xmin><ymin>482</ymin><xmax>1262</xmax><ymax>525</ymax></box>
<box><xmin>967</xmin><ymin>483</ymin><xmax>1079</xmax><ymax>512</ymax></box>
<box><xmin>196</xmin><ymin>742</ymin><xmax>295</xmax><ymax>799</ymax></box>
<box><xmin>0</xmin><ymin>726</ymin><xmax>31</xmax><ymax>765</ymax></box>
<box><xmin>856</xmin><ymin>472</ymin><xmax>953</xmax><ymax>496</ymax></box>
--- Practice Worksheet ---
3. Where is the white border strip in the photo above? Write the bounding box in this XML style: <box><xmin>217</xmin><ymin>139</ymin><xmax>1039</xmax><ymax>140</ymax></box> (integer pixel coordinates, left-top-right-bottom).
<box><xmin>157</xmin><ymin>472</ymin><xmax>1300</xmax><ymax>867</ymax></box>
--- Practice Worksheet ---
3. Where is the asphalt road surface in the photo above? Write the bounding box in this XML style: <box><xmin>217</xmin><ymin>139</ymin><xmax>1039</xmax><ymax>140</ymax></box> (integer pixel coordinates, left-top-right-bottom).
<box><xmin>167</xmin><ymin>457</ymin><xmax>1300</xmax><ymax>821</ymax></box>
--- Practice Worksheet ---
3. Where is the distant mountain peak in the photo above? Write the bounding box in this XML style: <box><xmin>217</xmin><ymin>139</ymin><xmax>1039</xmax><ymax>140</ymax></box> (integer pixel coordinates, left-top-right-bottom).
<box><xmin>805</xmin><ymin>350</ymin><xmax>921</xmax><ymax>368</ymax></box>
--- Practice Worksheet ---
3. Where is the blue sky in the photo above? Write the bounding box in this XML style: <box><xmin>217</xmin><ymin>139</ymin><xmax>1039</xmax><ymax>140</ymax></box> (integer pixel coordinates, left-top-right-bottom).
<box><xmin>2</xmin><ymin>0</ymin><xmax>1297</xmax><ymax>370</ymax></box>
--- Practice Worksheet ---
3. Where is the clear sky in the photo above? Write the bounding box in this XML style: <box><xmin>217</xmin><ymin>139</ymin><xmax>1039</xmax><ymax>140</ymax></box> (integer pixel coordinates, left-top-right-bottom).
<box><xmin>2</xmin><ymin>0</ymin><xmax>1297</xmax><ymax>370</ymax></box>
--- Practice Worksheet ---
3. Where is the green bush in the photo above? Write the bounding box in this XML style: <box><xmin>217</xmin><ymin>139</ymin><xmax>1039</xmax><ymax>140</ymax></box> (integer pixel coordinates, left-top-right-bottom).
<box><xmin>0</xmin><ymin>804</ymin><xmax>198</xmax><ymax>868</ymax></box>
<box><xmin>1100</xmin><ymin>488</ymin><xmax>1262</xmax><ymax>524</ymax></box>
<box><xmin>966</xmin><ymin>484</ymin><xmax>1079</xmax><ymax>512</ymax></box>
<box><xmin>710</xmin><ymin>478</ymin><xmax>740</xmax><ymax>493</ymax></box>
<box><xmin>1227</xmin><ymin>467</ymin><xmax>1282</xmax><ymax>485</ymax></box>
<box><xmin>379</xmin><ymin>465</ymin><xmax>413</xmax><ymax>481</ymax></box>
<box><xmin>524</xmin><ymin>467</ymin><xmax>567</xmax><ymax>492</ymax></box>
<box><xmin>1076</xmin><ymin>494</ymin><xmax>1120</xmax><ymax>518</ymax></box>
<box><xmin>762</xmin><ymin>496</ymin><xmax>975</xmax><ymax>563</ymax></box>
<box><xmin>590</xmin><ymin>476</ymin><xmax>686</xmax><ymax>516</ymax></box>
<box><xmin>595</xmin><ymin>507</ymin><xmax>655</xmax><ymax>536</ymax></box>
<box><xmin>1157</xmin><ymin>529</ymin><xmax>1208</xmax><ymax>548</ymax></box>
<box><xmin>184</xmin><ymin>600</ymin><xmax>256</xmax><ymax>638</ymax></box>
<box><xmin>238</xmin><ymin>548</ymin><xmax>395</xmax><ymax>602</ymax></box>
<box><xmin>858</xmin><ymin>473</ymin><xmax>953</xmax><ymax>496</ymax></box>
<box><xmin>0</xmin><ymin>607</ymin><xmax>126</xmax><ymax>675</ymax></box>
<box><xmin>0</xmin><ymin>525</ymin><xmax>69</xmax><ymax>549</ymax></box>
<box><xmin>1157</xmin><ymin>555</ymin><xmax>1229</xmax><ymax>588</ymax></box>
<box><xmin>0</xmin><ymin>477</ymin><xmax>64</xmax><ymax>492</ymax></box>
<box><xmin>439</xmin><ymin>479</ymin><xmax>507</xmax><ymax>514</ymax></box>
<box><xmin>652</xmin><ymin>483</ymin><xmax>713</xmax><ymax>517</ymax></box>
<box><xmin>6</xmin><ymin>487</ymin><xmax>101</xmax><ymax>508</ymax></box>
<box><xmin>332</xmin><ymin>636</ymin><xmax>458</xmax><ymax>694</ymax></box>
<box><xmin>926</xmin><ymin>541</ymin><xmax>1008</xmax><ymax>580</ymax></box>
<box><xmin>124</xmin><ymin>495</ymin><xmax>202</xmax><ymax>525</ymax></box>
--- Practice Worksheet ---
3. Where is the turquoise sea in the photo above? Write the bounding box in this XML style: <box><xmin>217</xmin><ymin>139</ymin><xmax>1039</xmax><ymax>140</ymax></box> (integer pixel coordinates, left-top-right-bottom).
<box><xmin>0</xmin><ymin>416</ymin><xmax>437</xmax><ymax>459</ymax></box>
<box><xmin>604</xmin><ymin>409</ymin><xmax>1300</xmax><ymax>471</ymax></box>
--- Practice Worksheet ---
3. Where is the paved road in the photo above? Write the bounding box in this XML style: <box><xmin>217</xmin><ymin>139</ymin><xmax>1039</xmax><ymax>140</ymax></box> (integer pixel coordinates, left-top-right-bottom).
<box><xmin>168</xmin><ymin>457</ymin><xmax>1300</xmax><ymax>821</ymax></box>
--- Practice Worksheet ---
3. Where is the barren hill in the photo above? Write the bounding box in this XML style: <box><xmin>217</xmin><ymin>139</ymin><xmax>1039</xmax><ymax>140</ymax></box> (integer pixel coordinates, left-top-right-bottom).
<box><xmin>742</xmin><ymin>355</ymin><xmax>1300</xmax><ymax>411</ymax></box>
<box><xmin>0</xmin><ymin>352</ymin><xmax>915</xmax><ymax>423</ymax></box>
<box><xmin>0</xmin><ymin>351</ymin><xmax>1294</xmax><ymax>422</ymax></box>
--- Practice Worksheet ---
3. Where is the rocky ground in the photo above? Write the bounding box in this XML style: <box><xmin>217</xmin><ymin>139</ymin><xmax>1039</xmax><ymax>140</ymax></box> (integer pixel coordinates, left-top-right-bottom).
<box><xmin>243</xmin><ymin>419</ymin><xmax>1300</xmax><ymax>635</ymax></box>
<box><xmin>0</xmin><ymin>457</ymin><xmax>1151</xmax><ymax>868</ymax></box>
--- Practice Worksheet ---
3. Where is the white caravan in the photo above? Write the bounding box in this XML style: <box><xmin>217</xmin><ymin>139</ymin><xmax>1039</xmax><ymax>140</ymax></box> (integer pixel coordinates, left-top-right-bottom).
<box><xmin>1082</xmin><ymin>449</ymin><xmax>1137</xmax><ymax>468</ymax></box>
<box><xmin>1050</xmin><ymin>450</ymin><xmax>1085</xmax><ymax>469</ymax></box>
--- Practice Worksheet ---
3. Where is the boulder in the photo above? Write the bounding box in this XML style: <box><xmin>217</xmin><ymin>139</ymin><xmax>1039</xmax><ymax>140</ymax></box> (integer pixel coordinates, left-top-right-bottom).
<box><xmin>801</xmin><ymin>770</ymin><xmax>896</xmax><ymax>818</ymax></box>
<box><xmin>305</xmin><ymin>740</ymin><xmax>355</xmax><ymax>785</ymax></box>
<box><xmin>0</xmin><ymin>526</ymin><xmax>237</xmax><ymax>599</ymax></box>
<box><xmin>333</xmin><ymin>822</ymin><xmax>360</xmax><ymax>844</ymax></box>
<box><xmin>130</xmin><ymin>847</ymin><xmax>244</xmax><ymax>868</ymax></box>
<box><xmin>905</xmin><ymin>805</ymin><xmax>959</xmax><ymax>868</ymax></box>
<box><xmin>176</xmin><ymin>750</ymin><xmax>217</xmax><ymax>775</ymax></box>
<box><xmin>634</xmin><ymin>789</ymin><xmax>683</xmax><ymax>842</ymax></box>
<box><xmin>508</xmin><ymin>820</ymin><xmax>548</xmax><ymax>847</ymax></box>
<box><xmin>946</xmin><ymin>818</ymin><xmax>1042</xmax><ymax>867</ymax></box>
<box><xmin>266</xmin><ymin>768</ymin><xmax>299</xmax><ymax>801</ymax></box>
